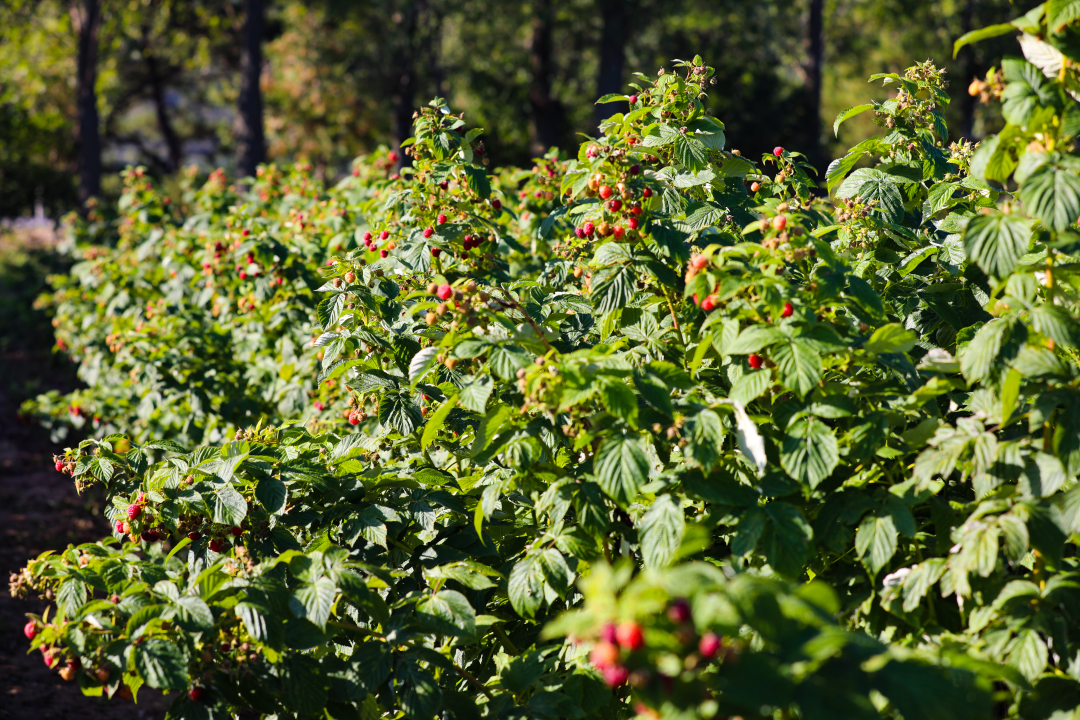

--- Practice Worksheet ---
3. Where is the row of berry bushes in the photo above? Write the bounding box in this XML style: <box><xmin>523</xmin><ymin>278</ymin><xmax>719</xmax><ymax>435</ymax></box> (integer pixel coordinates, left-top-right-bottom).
<box><xmin>14</xmin><ymin>7</ymin><xmax>1080</xmax><ymax>719</ymax></box>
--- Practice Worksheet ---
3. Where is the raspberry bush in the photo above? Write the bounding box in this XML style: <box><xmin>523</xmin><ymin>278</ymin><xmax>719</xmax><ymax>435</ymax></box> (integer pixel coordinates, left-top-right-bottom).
<box><xmin>15</xmin><ymin>8</ymin><xmax>1080</xmax><ymax>719</ymax></box>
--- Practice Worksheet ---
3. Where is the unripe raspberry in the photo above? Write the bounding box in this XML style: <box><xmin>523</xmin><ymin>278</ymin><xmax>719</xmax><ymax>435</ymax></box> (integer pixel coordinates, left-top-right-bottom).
<box><xmin>598</xmin><ymin>185</ymin><xmax>613</xmax><ymax>200</ymax></box>
<box><xmin>388</xmin><ymin>151</ymin><xmax>399</xmax><ymax>163</ymax></box>
<box><xmin>773</xmin><ymin>146</ymin><xmax>784</xmax><ymax>156</ymax></box>
<box><xmin>24</xmin><ymin>621</ymin><xmax>37</xmax><ymax>640</ymax></box>
<box><xmin>690</xmin><ymin>254</ymin><xmax>709</xmax><ymax>270</ymax></box>
<box><xmin>699</xmin><ymin>632</ymin><xmax>722</xmax><ymax>659</ymax></box>
<box><xmin>600</xmin><ymin>622</ymin><xmax>618</xmax><ymax>644</ymax></box>
<box><xmin>344</xmin><ymin>271</ymin><xmax>356</xmax><ymax>283</ymax></box>
<box><xmin>781</xmin><ymin>302</ymin><xmax>794</xmax><ymax>318</ymax></box>
<box><xmin>748</xmin><ymin>354</ymin><xmax>764</xmax><ymax>369</ymax></box>
<box><xmin>586</xmin><ymin>144</ymin><xmax>599</xmax><ymax>159</ymax></box>
<box><xmin>437</xmin><ymin>284</ymin><xmax>454</xmax><ymax>301</ymax></box>
<box><xmin>772</xmin><ymin>215</ymin><xmax>787</xmax><ymax>231</ymax></box>
<box><xmin>127</xmin><ymin>504</ymin><xmax>142</xmax><ymax>520</ymax></box>
<box><xmin>43</xmin><ymin>651</ymin><xmax>57</xmax><ymax>668</ymax></box>
<box><xmin>751</xmin><ymin>182</ymin><xmax>761</xmax><ymax>192</ymax></box>
<box><xmin>427</xmin><ymin>282</ymin><xmax>439</xmax><ymax>295</ymax></box>
<box><xmin>629</xmin><ymin>94</ymin><xmax>638</xmax><ymax>104</ymax></box>
<box><xmin>423</xmin><ymin>227</ymin><xmax>434</xmax><ymax>238</ymax></box>
<box><xmin>590</xmin><ymin>641</ymin><xmax>619</xmax><ymax>669</ymax></box>
<box><xmin>437</xmin><ymin>213</ymin><xmax>447</xmax><ymax>225</ymax></box>
<box><xmin>615</xmin><ymin>622</ymin><xmax>644</xmax><ymax>650</ymax></box>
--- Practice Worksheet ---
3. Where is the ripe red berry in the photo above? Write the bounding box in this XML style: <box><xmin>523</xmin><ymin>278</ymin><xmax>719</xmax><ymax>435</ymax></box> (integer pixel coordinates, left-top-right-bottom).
<box><xmin>491</xmin><ymin>198</ymin><xmax>502</xmax><ymax>211</ymax></box>
<box><xmin>352</xmin><ymin>168</ymin><xmax>360</xmax><ymax>177</ymax></box>
<box><xmin>628</xmin><ymin>217</ymin><xmax>640</xmax><ymax>230</ymax></box>
<box><xmin>629</xmin><ymin>94</ymin><xmax>638</xmax><ymax>104</ymax></box>
<box><xmin>668</xmin><ymin>598</ymin><xmax>692</xmax><ymax>624</ymax></box>
<box><xmin>583</xmin><ymin>222</ymin><xmax>595</xmax><ymax>236</ymax></box>
<box><xmin>600</xmin><ymin>622</ymin><xmax>619</xmax><ymax>644</ymax></box>
<box><xmin>349</xmin><ymin>414</ymin><xmax>360</xmax><ymax>425</ymax></box>
<box><xmin>613</xmin><ymin>226</ymin><xmax>626</xmax><ymax>240</ymax></box>
<box><xmin>590</xmin><ymin>641</ymin><xmax>619</xmax><ymax>669</ymax></box>
<box><xmin>630</xmin><ymin>206</ymin><xmax>642</xmax><ymax>216</ymax></box>
<box><xmin>701</xmin><ymin>295</ymin><xmax>717</xmax><ymax>311</ymax></box>
<box><xmin>437</xmin><ymin>284</ymin><xmax>454</xmax><ymax>301</ymax></box>
<box><xmin>602</xmin><ymin>665</ymin><xmax>630</xmax><ymax>687</ymax></box>
<box><xmin>187</xmin><ymin>531</ymin><xmax>201</xmax><ymax>542</ymax></box>
<box><xmin>642</xmin><ymin>187</ymin><xmax>653</xmax><ymax>198</ymax></box>
<box><xmin>189</xmin><ymin>686</ymin><xmax>205</xmax><ymax>703</ymax></box>
<box><xmin>380</xmin><ymin>230</ymin><xmax>390</xmax><ymax>240</ymax></box>
<box><xmin>55</xmin><ymin>460</ymin><xmax>64</xmax><ymax>473</ymax></box>
<box><xmin>773</xmin><ymin>146</ymin><xmax>784</xmax><ymax>157</ymax></box>
<box><xmin>209</xmin><ymin>539</ymin><xmax>223</xmax><ymax>553</ymax></box>
<box><xmin>276</xmin><ymin>277</ymin><xmax>284</xmax><ymax>285</ymax></box>
<box><xmin>380</xmin><ymin>250</ymin><xmax>388</xmax><ymax>258</ymax></box>
<box><xmin>630</xmin><ymin>164</ymin><xmax>641</xmax><ymax>175</ymax></box>
<box><xmin>437</xmin><ymin>213</ymin><xmax>447</xmax><ymax>225</ymax></box>
<box><xmin>690</xmin><ymin>254</ymin><xmax>709</xmax><ymax>270</ymax></box>
<box><xmin>388</xmin><ymin>151</ymin><xmax>399</xmax><ymax>163</ymax></box>
<box><xmin>43</xmin><ymin>651</ymin><xmax>57</xmax><ymax>668</ymax></box>
<box><xmin>423</xmin><ymin>227</ymin><xmax>434</xmax><ymax>238</ymax></box>
<box><xmin>598</xmin><ymin>185</ymin><xmax>613</xmax><ymax>200</ymax></box>
<box><xmin>781</xmin><ymin>302</ymin><xmax>794</xmax><ymax>318</ymax></box>
<box><xmin>574</xmin><ymin>227</ymin><xmax>586</xmax><ymax>239</ymax></box>
<box><xmin>362</xmin><ymin>231</ymin><xmax>372</xmax><ymax>242</ymax></box>
<box><xmin>239</xmin><ymin>271</ymin><xmax>248</xmax><ymax>280</ymax></box>
<box><xmin>231</xmin><ymin>526</ymin><xmax>242</xmax><ymax>537</ymax></box>
<box><xmin>608</xmin><ymin>199</ymin><xmax>622</xmax><ymax>212</ymax></box>
<box><xmin>699</xmin><ymin>632</ymin><xmax>722</xmax><ymax>659</ymax></box>
<box><xmin>772</xmin><ymin>215</ymin><xmax>787</xmax><ymax>231</ymax></box>
<box><xmin>615</xmin><ymin>622</ymin><xmax>644</xmax><ymax>651</ymax></box>
<box><xmin>748</xmin><ymin>354</ymin><xmax>764</xmax><ymax>369</ymax></box>
<box><xmin>431</xmin><ymin>247</ymin><xmax>441</xmax><ymax>257</ymax></box>
<box><xmin>24</xmin><ymin>621</ymin><xmax>37</xmax><ymax>640</ymax></box>
<box><xmin>127</xmin><ymin>504</ymin><xmax>142</xmax><ymax>520</ymax></box>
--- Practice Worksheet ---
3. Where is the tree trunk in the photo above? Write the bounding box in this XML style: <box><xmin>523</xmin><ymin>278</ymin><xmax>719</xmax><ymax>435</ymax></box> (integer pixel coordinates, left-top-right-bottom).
<box><xmin>529</xmin><ymin>0</ymin><xmax>561</xmax><ymax>152</ymax></box>
<box><xmin>72</xmin><ymin>0</ymin><xmax>102</xmax><ymax>209</ymax></box>
<box><xmin>960</xmin><ymin>0</ymin><xmax>977</xmax><ymax>139</ymax></box>
<box><xmin>594</xmin><ymin>0</ymin><xmax>628</xmax><ymax>130</ymax></box>
<box><xmin>392</xmin><ymin>0</ymin><xmax>424</xmax><ymax>169</ymax></box>
<box><xmin>236</xmin><ymin>0</ymin><xmax>265</xmax><ymax>180</ymax></box>
<box><xmin>805</xmin><ymin>0</ymin><xmax>824</xmax><ymax>170</ymax></box>
<box><xmin>143</xmin><ymin>40</ymin><xmax>183</xmax><ymax>172</ymax></box>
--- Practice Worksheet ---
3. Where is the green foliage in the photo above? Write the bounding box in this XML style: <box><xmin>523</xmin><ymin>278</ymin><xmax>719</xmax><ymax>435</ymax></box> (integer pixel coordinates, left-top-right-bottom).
<box><xmin>16</xmin><ymin>10</ymin><xmax>1080</xmax><ymax>719</ymax></box>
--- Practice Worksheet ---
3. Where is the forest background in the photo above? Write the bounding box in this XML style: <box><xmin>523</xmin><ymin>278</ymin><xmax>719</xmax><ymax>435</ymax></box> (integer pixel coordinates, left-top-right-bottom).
<box><xmin>0</xmin><ymin>0</ymin><xmax>1025</xmax><ymax>221</ymax></box>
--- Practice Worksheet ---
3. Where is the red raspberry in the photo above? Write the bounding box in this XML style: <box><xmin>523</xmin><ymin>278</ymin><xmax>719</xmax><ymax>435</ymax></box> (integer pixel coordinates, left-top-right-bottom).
<box><xmin>615</xmin><ymin>622</ymin><xmax>644</xmax><ymax>650</ymax></box>
<box><xmin>231</xmin><ymin>526</ymin><xmax>243</xmax><ymax>537</ymax></box>
<box><xmin>701</xmin><ymin>296</ymin><xmax>717</xmax><ymax>311</ymax></box>
<box><xmin>210</xmin><ymin>539</ymin><xmax>224</xmax><ymax>553</ymax></box>
<box><xmin>349</xmin><ymin>414</ymin><xmax>360</xmax><ymax>425</ymax></box>
<box><xmin>773</xmin><ymin>146</ymin><xmax>784</xmax><ymax>156</ymax></box>
<box><xmin>437</xmin><ymin>213</ymin><xmax>447</xmax><ymax>225</ymax></box>
<box><xmin>187</xmin><ymin>531</ymin><xmax>201</xmax><ymax>541</ymax></box>
<box><xmin>110</xmin><ymin>595</ymin><xmax>120</xmax><ymax>604</ymax></box>
<box><xmin>388</xmin><ymin>151</ymin><xmax>399</xmax><ymax>163</ymax></box>
<box><xmin>423</xmin><ymin>227</ymin><xmax>434</xmax><ymax>238</ymax></box>
<box><xmin>748</xmin><ymin>354</ymin><xmax>764</xmax><ymax>369</ymax></box>
<box><xmin>642</xmin><ymin>187</ymin><xmax>653</xmax><ymax>198</ymax></box>
<box><xmin>598</xmin><ymin>186</ymin><xmax>613</xmax><ymax>200</ymax></box>
<box><xmin>380</xmin><ymin>250</ymin><xmax>388</xmax><ymax>258</ymax></box>
<box><xmin>127</xmin><ymin>504</ymin><xmax>142</xmax><ymax>521</ymax></box>
<box><xmin>239</xmin><ymin>271</ymin><xmax>248</xmax><ymax>280</ymax></box>
<box><xmin>699</xmin><ymin>632</ymin><xmax>722</xmax><ymax>659</ymax></box>
<box><xmin>602</xmin><ymin>665</ymin><xmax>629</xmax><ymax>687</ymax></box>
<box><xmin>590</xmin><ymin>641</ymin><xmax>619</xmax><ymax>669</ymax></box>
<box><xmin>600</xmin><ymin>622</ymin><xmax>618</xmax><ymax>644</ymax></box>
<box><xmin>628</xmin><ymin>217</ymin><xmax>640</xmax><ymax>230</ymax></box>
<box><xmin>613</xmin><ymin>226</ymin><xmax>626</xmax><ymax>240</ymax></box>
<box><xmin>189</xmin><ymin>686</ymin><xmax>205</xmax><ymax>702</ymax></box>
<box><xmin>379</xmin><ymin>230</ymin><xmax>390</xmax><ymax>240</ymax></box>
<box><xmin>491</xmin><ymin>198</ymin><xmax>502</xmax><ymax>211</ymax></box>
<box><xmin>574</xmin><ymin>227</ymin><xmax>586</xmax><ymax>239</ymax></box>
<box><xmin>772</xmin><ymin>215</ymin><xmax>787</xmax><ymax>231</ymax></box>
<box><xmin>668</xmin><ymin>598</ymin><xmax>692</xmax><ymax>624</ymax></box>
<box><xmin>582</xmin><ymin>222</ymin><xmax>595</xmax><ymax>236</ymax></box>
<box><xmin>781</xmin><ymin>302</ymin><xmax>794</xmax><ymax>318</ymax></box>
<box><xmin>24</xmin><ymin>621</ymin><xmax>37</xmax><ymax>640</ymax></box>
<box><xmin>430</xmin><ymin>247</ymin><xmax>441</xmax><ymax>257</ymax></box>
<box><xmin>437</xmin><ymin>284</ymin><xmax>454</xmax><ymax>301</ymax></box>
<box><xmin>362</xmin><ymin>231</ymin><xmax>372</xmax><ymax>242</ymax></box>
<box><xmin>608</xmin><ymin>199</ymin><xmax>622</xmax><ymax>212</ymax></box>
<box><xmin>690</xmin><ymin>255</ymin><xmax>709</xmax><ymax>270</ymax></box>
<box><xmin>55</xmin><ymin>460</ymin><xmax>64</xmax><ymax>473</ymax></box>
<box><xmin>629</xmin><ymin>94</ymin><xmax>638</xmax><ymax>104</ymax></box>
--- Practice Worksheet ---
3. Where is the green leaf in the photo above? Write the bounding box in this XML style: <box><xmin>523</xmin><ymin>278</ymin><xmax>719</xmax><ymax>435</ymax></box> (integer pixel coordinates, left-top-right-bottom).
<box><xmin>674</xmin><ymin>133</ymin><xmax>709</xmax><ymax>173</ymax></box>
<box><xmin>727</xmin><ymin>325</ymin><xmax>783</xmax><ymax>355</ymax></box>
<box><xmin>173</xmin><ymin>596</ymin><xmax>214</xmax><ymax>631</ymax></box>
<box><xmin>293</xmin><ymin>577</ymin><xmax>337</xmax><ymax>630</ymax></box>
<box><xmin>600</xmin><ymin>381</ymin><xmax>638</xmax><ymax>428</ymax></box>
<box><xmin>759</xmin><ymin>503</ymin><xmax>813</xmax><ymax>577</ymax></box>
<box><xmin>864</xmin><ymin>323</ymin><xmax>918</xmax><ymax>354</ymax></box>
<box><xmin>133</xmin><ymin>638</ymin><xmax>188</xmax><ymax>689</ymax></box>
<box><xmin>421</xmin><ymin>395</ymin><xmax>458</xmax><ymax>449</ymax></box>
<box><xmin>416</xmin><ymin>590</ymin><xmax>476</xmax><ymax>640</ymax></box>
<box><xmin>954</xmin><ymin>23</ymin><xmax>1018</xmax><ymax>57</ymax></box>
<box><xmin>1001</xmin><ymin>368</ymin><xmax>1022</xmax><ymax>425</ymax></box>
<box><xmin>207</xmin><ymin>481</ymin><xmax>248</xmax><ymax>525</ymax></box>
<box><xmin>684</xmin><ymin>408</ymin><xmax>724</xmax><ymax>470</ymax></box>
<box><xmin>773</xmin><ymin>340</ymin><xmax>822</xmax><ymax>398</ymax></box>
<box><xmin>855</xmin><ymin>514</ymin><xmax>898</xmax><ymax>576</ymax></box>
<box><xmin>835</xmin><ymin>168</ymin><xmax>904</xmax><ymax>222</ymax></box>
<box><xmin>1047</xmin><ymin>0</ymin><xmax>1080</xmax><ymax>31</ymax></box>
<box><xmin>1019</xmin><ymin>158</ymin><xmax>1080</xmax><ymax>233</ymax></box>
<box><xmin>463</xmin><ymin>165</ymin><xmax>491</xmax><ymax>199</ymax></box>
<box><xmin>639</xmin><ymin>495</ymin><xmax>685</xmax><ymax>569</ymax></box>
<box><xmin>963</xmin><ymin>212</ymin><xmax>1031</xmax><ymax>279</ymax></box>
<box><xmin>833</xmin><ymin>104</ymin><xmax>874</xmax><ymax>136</ymax></box>
<box><xmin>960</xmin><ymin>319</ymin><xmax>1010</xmax><ymax>383</ymax></box>
<box><xmin>594</xmin><ymin>432</ymin><xmax>649</xmax><ymax>506</ymax></box>
<box><xmin>1009</xmin><ymin>628</ymin><xmax>1049</xmax><ymax>681</ymax></box>
<box><xmin>408</xmin><ymin>347</ymin><xmax>440</xmax><ymax>385</ymax></box>
<box><xmin>537</xmin><ymin>548</ymin><xmax>572</xmax><ymax>597</ymax></box>
<box><xmin>781</xmin><ymin>418</ymin><xmax>839</xmax><ymax>489</ymax></box>
<box><xmin>590</xmin><ymin>265</ymin><xmax>636</xmax><ymax>314</ymax></box>
<box><xmin>256</xmin><ymin>475</ymin><xmax>288</xmax><ymax>514</ymax></box>
<box><xmin>379</xmin><ymin>392</ymin><xmax>423</xmax><ymax>435</ymax></box>
<box><xmin>458</xmin><ymin>376</ymin><xmax>493</xmax><ymax>413</ymax></box>
<box><xmin>508</xmin><ymin>554</ymin><xmax>545</xmax><ymax>618</ymax></box>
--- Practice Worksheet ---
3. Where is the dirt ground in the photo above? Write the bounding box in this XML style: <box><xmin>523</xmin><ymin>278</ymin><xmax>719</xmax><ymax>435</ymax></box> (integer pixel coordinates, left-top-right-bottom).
<box><xmin>0</xmin><ymin>238</ymin><xmax>173</xmax><ymax>718</ymax></box>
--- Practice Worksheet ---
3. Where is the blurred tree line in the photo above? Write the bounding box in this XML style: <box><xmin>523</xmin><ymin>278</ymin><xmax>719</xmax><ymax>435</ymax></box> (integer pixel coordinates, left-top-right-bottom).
<box><xmin>0</xmin><ymin>0</ymin><xmax>1023</xmax><ymax>218</ymax></box>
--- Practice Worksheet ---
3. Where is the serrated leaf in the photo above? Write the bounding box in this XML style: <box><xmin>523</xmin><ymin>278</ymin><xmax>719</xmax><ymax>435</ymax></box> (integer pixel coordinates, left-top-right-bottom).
<box><xmin>594</xmin><ymin>432</ymin><xmax>649</xmax><ymax>506</ymax></box>
<box><xmin>639</xmin><ymin>495</ymin><xmax>685</xmax><ymax>569</ymax></box>
<box><xmin>773</xmin><ymin>340</ymin><xmax>822</xmax><ymax>398</ymax></box>
<box><xmin>781</xmin><ymin>418</ymin><xmax>838</xmax><ymax>489</ymax></box>
<box><xmin>833</xmin><ymin>104</ymin><xmax>874</xmax><ymax>136</ymax></box>
<box><xmin>508</xmin><ymin>554</ymin><xmax>545</xmax><ymax>618</ymax></box>
<box><xmin>963</xmin><ymin>212</ymin><xmax>1031</xmax><ymax>279</ymax></box>
<box><xmin>133</xmin><ymin>638</ymin><xmax>188</xmax><ymax>689</ymax></box>
<box><xmin>408</xmin><ymin>347</ymin><xmax>440</xmax><ymax>385</ymax></box>
<box><xmin>855</xmin><ymin>514</ymin><xmax>898</xmax><ymax>576</ymax></box>
<box><xmin>416</xmin><ymin>590</ymin><xmax>476</xmax><ymax>640</ymax></box>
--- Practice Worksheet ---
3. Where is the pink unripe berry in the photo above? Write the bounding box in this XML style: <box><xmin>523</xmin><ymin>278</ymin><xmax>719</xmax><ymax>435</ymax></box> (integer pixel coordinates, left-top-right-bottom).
<box><xmin>629</xmin><ymin>94</ymin><xmax>638</xmax><ymax>104</ymax></box>
<box><xmin>24</xmin><ymin>621</ymin><xmax>37</xmax><ymax>640</ymax></box>
<box><xmin>699</xmin><ymin>632</ymin><xmax>722</xmax><ymax>659</ymax></box>
<box><xmin>602</xmin><ymin>665</ymin><xmax>630</xmax><ymax>687</ymax></box>
<box><xmin>772</xmin><ymin>215</ymin><xmax>787</xmax><ymax>231</ymax></box>
<box><xmin>600</xmin><ymin>623</ymin><xmax>618</xmax><ymax>644</ymax></box>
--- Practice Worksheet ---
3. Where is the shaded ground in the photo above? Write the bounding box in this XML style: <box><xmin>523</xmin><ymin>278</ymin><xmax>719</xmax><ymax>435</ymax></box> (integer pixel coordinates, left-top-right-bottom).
<box><xmin>0</xmin><ymin>234</ymin><xmax>171</xmax><ymax>718</ymax></box>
